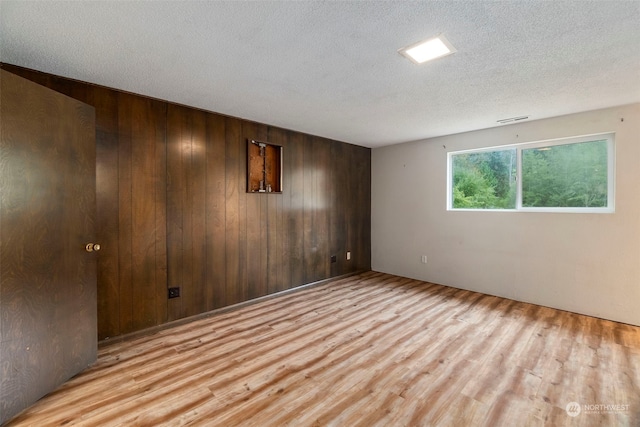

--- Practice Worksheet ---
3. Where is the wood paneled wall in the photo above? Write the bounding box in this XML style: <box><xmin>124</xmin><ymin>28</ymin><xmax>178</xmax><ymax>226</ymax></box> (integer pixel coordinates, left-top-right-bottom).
<box><xmin>1</xmin><ymin>64</ymin><xmax>371</xmax><ymax>340</ymax></box>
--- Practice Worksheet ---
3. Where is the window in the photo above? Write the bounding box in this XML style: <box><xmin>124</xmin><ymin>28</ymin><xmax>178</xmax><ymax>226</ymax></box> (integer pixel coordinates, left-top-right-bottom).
<box><xmin>448</xmin><ymin>133</ymin><xmax>614</xmax><ymax>212</ymax></box>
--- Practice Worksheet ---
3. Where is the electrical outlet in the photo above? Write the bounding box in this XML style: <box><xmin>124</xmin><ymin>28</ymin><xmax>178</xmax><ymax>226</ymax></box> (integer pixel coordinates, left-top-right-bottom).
<box><xmin>168</xmin><ymin>287</ymin><xmax>180</xmax><ymax>299</ymax></box>
<box><xmin>421</xmin><ymin>255</ymin><xmax>428</xmax><ymax>264</ymax></box>
<box><xmin>331</xmin><ymin>255</ymin><xmax>337</xmax><ymax>263</ymax></box>
<box><xmin>346</xmin><ymin>251</ymin><xmax>351</xmax><ymax>261</ymax></box>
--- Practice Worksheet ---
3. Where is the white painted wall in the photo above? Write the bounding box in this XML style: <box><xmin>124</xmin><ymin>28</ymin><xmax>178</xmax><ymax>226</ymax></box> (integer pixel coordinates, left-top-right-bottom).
<box><xmin>372</xmin><ymin>104</ymin><xmax>640</xmax><ymax>326</ymax></box>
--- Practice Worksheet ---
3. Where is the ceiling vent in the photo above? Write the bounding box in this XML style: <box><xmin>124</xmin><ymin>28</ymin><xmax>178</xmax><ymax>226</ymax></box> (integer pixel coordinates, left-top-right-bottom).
<box><xmin>497</xmin><ymin>116</ymin><xmax>529</xmax><ymax>124</ymax></box>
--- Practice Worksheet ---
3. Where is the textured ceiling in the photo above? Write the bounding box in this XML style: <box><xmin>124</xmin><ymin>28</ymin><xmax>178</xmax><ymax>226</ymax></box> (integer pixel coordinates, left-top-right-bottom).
<box><xmin>1</xmin><ymin>1</ymin><xmax>639</xmax><ymax>148</ymax></box>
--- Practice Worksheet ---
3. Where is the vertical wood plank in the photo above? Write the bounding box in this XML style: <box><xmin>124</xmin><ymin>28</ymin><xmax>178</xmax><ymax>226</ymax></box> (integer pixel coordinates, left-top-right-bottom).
<box><xmin>302</xmin><ymin>135</ymin><xmax>316</xmax><ymax>284</ymax></box>
<box><xmin>206</xmin><ymin>113</ymin><xmax>227</xmax><ymax>310</ymax></box>
<box><xmin>330</xmin><ymin>140</ymin><xmax>346</xmax><ymax>277</ymax></box>
<box><xmin>243</xmin><ymin>122</ymin><xmax>262</xmax><ymax>300</ymax></box>
<box><xmin>344</xmin><ymin>144</ymin><xmax>355</xmax><ymax>274</ymax></box>
<box><xmin>154</xmin><ymin>103</ymin><xmax>168</xmax><ymax>328</ymax></box>
<box><xmin>166</xmin><ymin>104</ymin><xmax>185</xmax><ymax>321</ymax></box>
<box><xmin>288</xmin><ymin>131</ymin><xmax>305</xmax><ymax>289</ymax></box>
<box><xmin>237</xmin><ymin>126</ymin><xmax>249</xmax><ymax>304</ymax></box>
<box><xmin>267</xmin><ymin>127</ymin><xmax>285</xmax><ymax>293</ymax></box>
<box><xmin>278</xmin><ymin>128</ymin><xmax>289</xmax><ymax>292</ymax></box>
<box><xmin>256</xmin><ymin>124</ymin><xmax>269</xmax><ymax>299</ymax></box>
<box><xmin>225</xmin><ymin>117</ymin><xmax>242</xmax><ymax>305</ymax></box>
<box><xmin>91</xmin><ymin>85</ymin><xmax>121</xmax><ymax>340</ymax></box>
<box><xmin>315</xmin><ymin>137</ymin><xmax>331</xmax><ymax>280</ymax></box>
<box><xmin>352</xmin><ymin>144</ymin><xmax>372</xmax><ymax>272</ymax></box>
<box><xmin>117</xmin><ymin>92</ymin><xmax>134</xmax><ymax>333</ymax></box>
<box><xmin>130</xmin><ymin>96</ymin><xmax>165</xmax><ymax>331</ymax></box>
<box><xmin>180</xmin><ymin>108</ymin><xmax>194</xmax><ymax>319</ymax></box>
<box><xmin>189</xmin><ymin>109</ymin><xmax>207</xmax><ymax>316</ymax></box>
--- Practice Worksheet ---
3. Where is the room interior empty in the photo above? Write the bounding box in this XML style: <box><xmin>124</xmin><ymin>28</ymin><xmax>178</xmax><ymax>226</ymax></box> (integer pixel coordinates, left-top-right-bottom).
<box><xmin>1</xmin><ymin>2</ymin><xmax>639</xmax><ymax>426</ymax></box>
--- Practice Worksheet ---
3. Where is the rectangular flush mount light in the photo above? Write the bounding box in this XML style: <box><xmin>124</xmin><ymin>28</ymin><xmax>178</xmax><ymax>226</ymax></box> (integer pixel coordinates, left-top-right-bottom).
<box><xmin>399</xmin><ymin>34</ymin><xmax>457</xmax><ymax>64</ymax></box>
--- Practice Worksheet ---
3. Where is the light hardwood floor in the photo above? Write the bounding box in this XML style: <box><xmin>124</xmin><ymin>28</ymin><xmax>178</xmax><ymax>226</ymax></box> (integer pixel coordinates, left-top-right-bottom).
<box><xmin>6</xmin><ymin>272</ymin><xmax>640</xmax><ymax>426</ymax></box>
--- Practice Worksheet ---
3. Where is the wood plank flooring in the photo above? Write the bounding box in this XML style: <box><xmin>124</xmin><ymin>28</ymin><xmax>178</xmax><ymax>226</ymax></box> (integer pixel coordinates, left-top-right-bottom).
<box><xmin>5</xmin><ymin>272</ymin><xmax>640</xmax><ymax>426</ymax></box>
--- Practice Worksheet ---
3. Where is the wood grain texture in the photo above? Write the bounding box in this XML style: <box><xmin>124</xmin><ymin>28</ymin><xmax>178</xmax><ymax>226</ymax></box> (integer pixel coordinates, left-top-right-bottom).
<box><xmin>127</xmin><ymin>94</ymin><xmax>167</xmax><ymax>331</ymax></box>
<box><xmin>5</xmin><ymin>271</ymin><xmax>640</xmax><ymax>426</ymax></box>
<box><xmin>205</xmin><ymin>113</ymin><xmax>226</xmax><ymax>312</ymax></box>
<box><xmin>92</xmin><ymin>85</ymin><xmax>121</xmax><ymax>338</ymax></box>
<box><xmin>0</xmin><ymin>69</ymin><xmax>97</xmax><ymax>425</ymax></box>
<box><xmin>288</xmin><ymin>131</ymin><xmax>305</xmax><ymax>289</ymax></box>
<box><xmin>1</xmin><ymin>63</ymin><xmax>372</xmax><ymax>341</ymax></box>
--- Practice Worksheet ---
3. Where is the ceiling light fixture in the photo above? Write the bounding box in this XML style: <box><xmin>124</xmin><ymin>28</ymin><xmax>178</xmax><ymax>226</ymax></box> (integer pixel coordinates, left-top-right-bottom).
<box><xmin>398</xmin><ymin>34</ymin><xmax>457</xmax><ymax>64</ymax></box>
